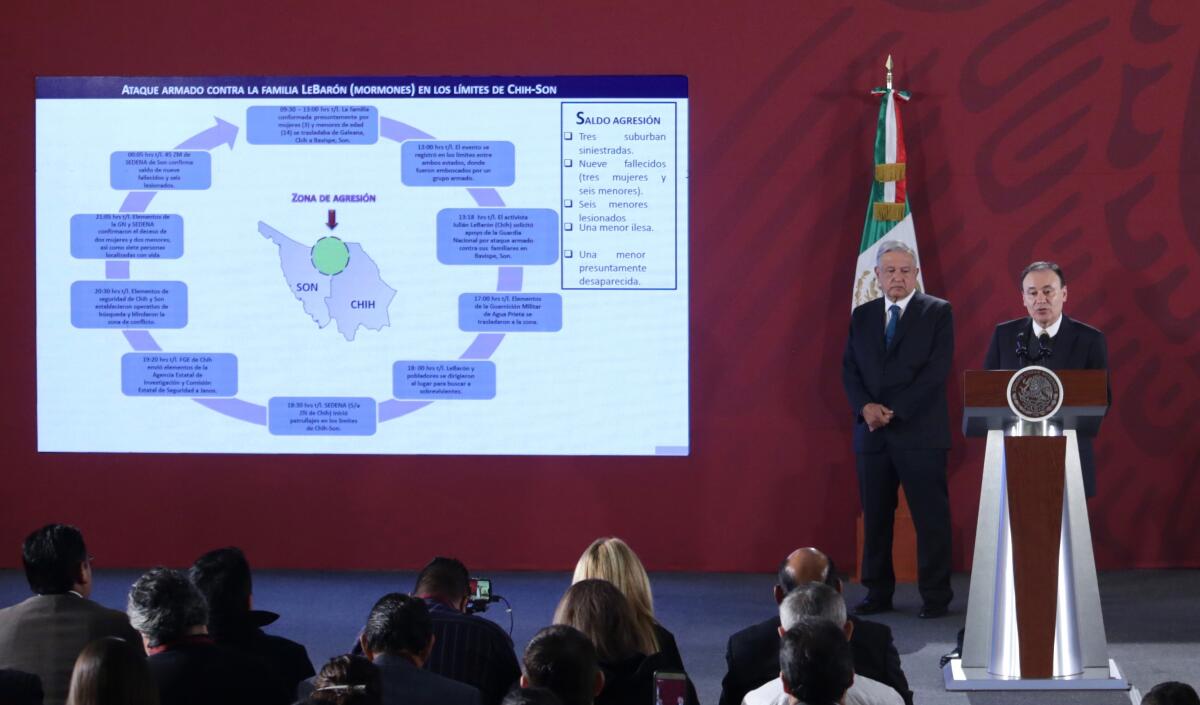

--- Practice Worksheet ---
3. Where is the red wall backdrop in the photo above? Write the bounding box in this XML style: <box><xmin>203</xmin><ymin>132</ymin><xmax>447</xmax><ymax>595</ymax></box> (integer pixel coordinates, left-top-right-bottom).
<box><xmin>3</xmin><ymin>1</ymin><xmax>1199</xmax><ymax>572</ymax></box>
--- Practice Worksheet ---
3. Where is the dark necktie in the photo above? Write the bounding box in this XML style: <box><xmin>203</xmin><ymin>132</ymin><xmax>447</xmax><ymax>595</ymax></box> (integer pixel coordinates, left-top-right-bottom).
<box><xmin>885</xmin><ymin>304</ymin><xmax>900</xmax><ymax>348</ymax></box>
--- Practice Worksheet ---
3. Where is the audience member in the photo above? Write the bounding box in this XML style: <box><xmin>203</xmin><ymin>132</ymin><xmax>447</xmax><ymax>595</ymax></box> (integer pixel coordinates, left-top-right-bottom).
<box><xmin>572</xmin><ymin>539</ymin><xmax>700</xmax><ymax>705</ymax></box>
<box><xmin>520</xmin><ymin>625</ymin><xmax>603</xmax><ymax>705</ymax></box>
<box><xmin>0</xmin><ymin>668</ymin><xmax>44</xmax><ymax>705</ymax></box>
<box><xmin>189</xmin><ymin>546</ymin><xmax>314</xmax><ymax>702</ymax></box>
<box><xmin>0</xmin><ymin>524</ymin><xmax>141</xmax><ymax>705</ymax></box>
<box><xmin>719</xmin><ymin>548</ymin><xmax>910</xmax><ymax>705</ymax></box>
<box><xmin>572</xmin><ymin>539</ymin><xmax>690</xmax><ymax>675</ymax></box>
<box><xmin>554</xmin><ymin>579</ymin><xmax>697</xmax><ymax>705</ymax></box>
<box><xmin>779</xmin><ymin>619</ymin><xmax>855</xmax><ymax>705</ymax></box>
<box><xmin>345</xmin><ymin>593</ymin><xmax>480</xmax><ymax>705</ymax></box>
<box><xmin>1143</xmin><ymin>682</ymin><xmax>1200</xmax><ymax>705</ymax></box>
<box><xmin>127</xmin><ymin>567</ymin><xmax>274</xmax><ymax>705</ymax></box>
<box><xmin>502</xmin><ymin>687</ymin><xmax>564</xmax><ymax>705</ymax></box>
<box><xmin>307</xmin><ymin>655</ymin><xmax>382</xmax><ymax>705</ymax></box>
<box><xmin>409</xmin><ymin>557</ymin><xmax>520</xmax><ymax>705</ymax></box>
<box><xmin>65</xmin><ymin>637</ymin><xmax>157</xmax><ymax>705</ymax></box>
<box><xmin>743</xmin><ymin>585</ymin><xmax>901</xmax><ymax>705</ymax></box>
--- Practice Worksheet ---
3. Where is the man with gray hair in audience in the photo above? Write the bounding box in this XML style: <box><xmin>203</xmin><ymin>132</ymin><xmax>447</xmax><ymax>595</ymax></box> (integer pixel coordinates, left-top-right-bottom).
<box><xmin>127</xmin><ymin>566</ymin><xmax>275</xmax><ymax>705</ymax></box>
<box><xmin>742</xmin><ymin>584</ymin><xmax>903</xmax><ymax>705</ymax></box>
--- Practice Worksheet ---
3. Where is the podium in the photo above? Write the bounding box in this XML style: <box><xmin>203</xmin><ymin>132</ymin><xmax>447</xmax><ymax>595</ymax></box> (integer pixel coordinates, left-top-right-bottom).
<box><xmin>944</xmin><ymin>368</ymin><xmax>1128</xmax><ymax>691</ymax></box>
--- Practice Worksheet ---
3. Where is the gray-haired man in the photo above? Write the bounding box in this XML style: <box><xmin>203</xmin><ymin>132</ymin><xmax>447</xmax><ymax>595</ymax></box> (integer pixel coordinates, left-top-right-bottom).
<box><xmin>128</xmin><ymin>567</ymin><xmax>276</xmax><ymax>705</ymax></box>
<box><xmin>842</xmin><ymin>239</ymin><xmax>955</xmax><ymax>619</ymax></box>
<box><xmin>742</xmin><ymin>584</ymin><xmax>903</xmax><ymax>705</ymax></box>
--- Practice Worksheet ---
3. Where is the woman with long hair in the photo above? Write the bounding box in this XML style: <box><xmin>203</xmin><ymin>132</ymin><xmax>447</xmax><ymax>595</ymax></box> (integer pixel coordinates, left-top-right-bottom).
<box><xmin>572</xmin><ymin>538</ymin><xmax>661</xmax><ymax>655</ymax></box>
<box><xmin>554</xmin><ymin>580</ymin><xmax>696</xmax><ymax>705</ymax></box>
<box><xmin>66</xmin><ymin>637</ymin><xmax>158</xmax><ymax>705</ymax></box>
<box><xmin>572</xmin><ymin>536</ymin><xmax>695</xmax><ymax>697</ymax></box>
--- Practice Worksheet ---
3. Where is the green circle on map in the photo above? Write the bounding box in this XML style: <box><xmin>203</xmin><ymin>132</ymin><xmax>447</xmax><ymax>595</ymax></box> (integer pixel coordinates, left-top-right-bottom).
<box><xmin>311</xmin><ymin>237</ymin><xmax>350</xmax><ymax>275</ymax></box>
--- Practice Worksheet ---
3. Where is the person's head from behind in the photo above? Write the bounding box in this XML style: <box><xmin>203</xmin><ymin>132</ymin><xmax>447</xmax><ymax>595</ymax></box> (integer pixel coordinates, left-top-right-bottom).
<box><xmin>413</xmin><ymin>556</ymin><xmax>471</xmax><ymax>611</ymax></box>
<box><xmin>22</xmin><ymin>523</ymin><xmax>91</xmax><ymax>597</ymax></box>
<box><xmin>502</xmin><ymin>687</ymin><xmax>565</xmax><ymax>705</ymax></box>
<box><xmin>126</xmin><ymin>567</ymin><xmax>208</xmax><ymax>650</ymax></box>
<box><xmin>359</xmin><ymin>593</ymin><xmax>435</xmax><ymax>665</ymax></box>
<box><xmin>309</xmin><ymin>655</ymin><xmax>381</xmax><ymax>705</ymax></box>
<box><xmin>66</xmin><ymin>636</ymin><xmax>158</xmax><ymax>705</ymax></box>
<box><xmin>1143</xmin><ymin>682</ymin><xmax>1200</xmax><ymax>705</ymax></box>
<box><xmin>779</xmin><ymin>618</ymin><xmax>854</xmax><ymax>705</ymax></box>
<box><xmin>775</xmin><ymin>547</ymin><xmax>838</xmax><ymax>604</ymax></box>
<box><xmin>553</xmin><ymin>579</ymin><xmax>640</xmax><ymax>663</ymax></box>
<box><xmin>571</xmin><ymin>537</ymin><xmax>659</xmax><ymax>654</ymax></box>
<box><xmin>521</xmin><ymin>625</ymin><xmax>603</xmax><ymax>705</ymax></box>
<box><xmin>778</xmin><ymin>583</ymin><xmax>853</xmax><ymax>642</ymax></box>
<box><xmin>188</xmin><ymin>546</ymin><xmax>252</xmax><ymax>628</ymax></box>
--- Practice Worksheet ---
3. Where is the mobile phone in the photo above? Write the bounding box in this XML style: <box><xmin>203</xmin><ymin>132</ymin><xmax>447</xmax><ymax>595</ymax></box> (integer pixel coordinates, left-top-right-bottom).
<box><xmin>653</xmin><ymin>671</ymin><xmax>687</xmax><ymax>705</ymax></box>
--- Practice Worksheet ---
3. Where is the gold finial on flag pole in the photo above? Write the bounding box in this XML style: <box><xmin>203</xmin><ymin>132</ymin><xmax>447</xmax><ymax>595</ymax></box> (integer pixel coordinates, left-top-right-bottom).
<box><xmin>885</xmin><ymin>55</ymin><xmax>894</xmax><ymax>90</ymax></box>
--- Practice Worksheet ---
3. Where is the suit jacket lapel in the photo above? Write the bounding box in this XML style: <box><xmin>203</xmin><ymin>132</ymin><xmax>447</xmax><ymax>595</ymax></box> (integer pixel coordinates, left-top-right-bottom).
<box><xmin>1051</xmin><ymin>315</ymin><xmax>1079</xmax><ymax>366</ymax></box>
<box><xmin>863</xmin><ymin>297</ymin><xmax>887</xmax><ymax>360</ymax></box>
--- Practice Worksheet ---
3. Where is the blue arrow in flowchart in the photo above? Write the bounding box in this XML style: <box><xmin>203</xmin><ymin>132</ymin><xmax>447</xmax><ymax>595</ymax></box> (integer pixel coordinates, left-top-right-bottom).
<box><xmin>119</xmin><ymin>117</ymin><xmax>239</xmax><ymax>216</ymax></box>
<box><xmin>379</xmin><ymin>117</ymin><xmax>433</xmax><ymax>142</ymax></box>
<box><xmin>174</xmin><ymin>117</ymin><xmax>239</xmax><ymax>150</ymax></box>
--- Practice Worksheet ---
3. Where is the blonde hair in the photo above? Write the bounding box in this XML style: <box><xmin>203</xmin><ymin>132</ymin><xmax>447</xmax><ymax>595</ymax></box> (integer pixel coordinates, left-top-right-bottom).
<box><xmin>571</xmin><ymin>537</ymin><xmax>659</xmax><ymax>654</ymax></box>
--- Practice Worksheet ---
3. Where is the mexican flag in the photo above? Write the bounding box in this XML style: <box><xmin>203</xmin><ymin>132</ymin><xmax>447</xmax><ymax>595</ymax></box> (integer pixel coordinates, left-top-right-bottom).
<box><xmin>851</xmin><ymin>85</ymin><xmax>924</xmax><ymax>310</ymax></box>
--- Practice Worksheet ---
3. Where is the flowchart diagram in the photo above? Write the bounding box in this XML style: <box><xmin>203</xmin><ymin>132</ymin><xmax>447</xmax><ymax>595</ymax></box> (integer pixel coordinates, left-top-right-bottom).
<box><xmin>36</xmin><ymin>76</ymin><xmax>690</xmax><ymax>454</ymax></box>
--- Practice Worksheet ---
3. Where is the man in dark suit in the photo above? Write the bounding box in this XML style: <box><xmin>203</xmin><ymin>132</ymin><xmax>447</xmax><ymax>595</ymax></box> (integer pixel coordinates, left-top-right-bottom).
<box><xmin>984</xmin><ymin>260</ymin><xmax>1109</xmax><ymax>496</ymax></box>
<box><xmin>346</xmin><ymin>557</ymin><xmax>519</xmax><ymax>705</ymax></box>
<box><xmin>718</xmin><ymin>548</ymin><xmax>911</xmax><ymax>705</ymax></box>
<box><xmin>0</xmin><ymin>524</ymin><xmax>141</xmax><ymax>705</ymax></box>
<box><xmin>128</xmin><ymin>567</ymin><xmax>276</xmax><ymax>705</ymax></box>
<box><xmin>842</xmin><ymin>240</ymin><xmax>954</xmax><ymax>618</ymax></box>
<box><xmin>305</xmin><ymin>593</ymin><xmax>481</xmax><ymax>705</ymax></box>
<box><xmin>189</xmin><ymin>547</ymin><xmax>314</xmax><ymax>704</ymax></box>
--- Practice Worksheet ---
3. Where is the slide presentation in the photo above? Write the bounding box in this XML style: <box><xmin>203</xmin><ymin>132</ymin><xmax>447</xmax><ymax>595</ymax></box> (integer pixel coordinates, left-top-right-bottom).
<box><xmin>36</xmin><ymin>75</ymin><xmax>689</xmax><ymax>455</ymax></box>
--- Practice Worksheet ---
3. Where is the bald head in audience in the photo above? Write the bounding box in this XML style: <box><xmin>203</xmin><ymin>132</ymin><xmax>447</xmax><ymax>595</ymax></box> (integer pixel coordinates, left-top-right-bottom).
<box><xmin>774</xmin><ymin>548</ymin><xmax>839</xmax><ymax>604</ymax></box>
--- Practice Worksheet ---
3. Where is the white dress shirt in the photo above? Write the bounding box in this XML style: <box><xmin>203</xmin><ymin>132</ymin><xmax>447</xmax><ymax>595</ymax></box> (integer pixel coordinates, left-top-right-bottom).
<box><xmin>883</xmin><ymin>289</ymin><xmax>916</xmax><ymax>327</ymax></box>
<box><xmin>742</xmin><ymin>673</ymin><xmax>904</xmax><ymax>705</ymax></box>
<box><xmin>1032</xmin><ymin>314</ymin><xmax>1063</xmax><ymax>339</ymax></box>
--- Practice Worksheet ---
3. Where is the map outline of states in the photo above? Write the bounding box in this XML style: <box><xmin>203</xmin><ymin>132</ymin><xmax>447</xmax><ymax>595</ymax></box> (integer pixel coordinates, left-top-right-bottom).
<box><xmin>258</xmin><ymin>221</ymin><xmax>396</xmax><ymax>341</ymax></box>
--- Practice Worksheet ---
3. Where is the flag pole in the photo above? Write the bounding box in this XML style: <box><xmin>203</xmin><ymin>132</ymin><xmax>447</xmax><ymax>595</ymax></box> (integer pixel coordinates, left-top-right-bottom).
<box><xmin>885</xmin><ymin>54</ymin><xmax>893</xmax><ymax>90</ymax></box>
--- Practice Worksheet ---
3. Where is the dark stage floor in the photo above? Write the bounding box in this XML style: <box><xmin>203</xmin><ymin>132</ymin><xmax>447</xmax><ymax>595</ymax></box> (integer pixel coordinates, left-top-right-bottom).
<box><xmin>3</xmin><ymin>569</ymin><xmax>1196</xmax><ymax>704</ymax></box>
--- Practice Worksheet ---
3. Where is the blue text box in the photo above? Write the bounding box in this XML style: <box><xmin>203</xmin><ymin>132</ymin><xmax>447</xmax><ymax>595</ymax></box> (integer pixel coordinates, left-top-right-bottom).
<box><xmin>458</xmin><ymin>293</ymin><xmax>562</xmax><ymax>332</ymax></box>
<box><xmin>268</xmin><ymin>397</ymin><xmax>377</xmax><ymax>436</ymax></box>
<box><xmin>437</xmin><ymin>209</ymin><xmax>558</xmax><ymax>265</ymax></box>
<box><xmin>401</xmin><ymin>141</ymin><xmax>515</xmax><ymax>187</ymax></box>
<box><xmin>71</xmin><ymin>214</ymin><xmax>184</xmax><ymax>259</ymax></box>
<box><xmin>71</xmin><ymin>281</ymin><xmax>187</xmax><ymax>328</ymax></box>
<box><xmin>247</xmin><ymin>105</ymin><xmax>378</xmax><ymax>145</ymax></box>
<box><xmin>110</xmin><ymin>151</ymin><xmax>211</xmax><ymax>190</ymax></box>
<box><xmin>393</xmin><ymin>361</ymin><xmax>496</xmax><ymax>400</ymax></box>
<box><xmin>122</xmin><ymin>353</ymin><xmax>237</xmax><ymax>396</ymax></box>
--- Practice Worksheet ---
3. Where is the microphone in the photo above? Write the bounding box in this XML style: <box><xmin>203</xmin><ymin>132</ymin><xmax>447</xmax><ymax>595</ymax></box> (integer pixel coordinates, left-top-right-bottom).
<box><xmin>1015</xmin><ymin>329</ymin><xmax>1030</xmax><ymax>365</ymax></box>
<box><xmin>1037</xmin><ymin>332</ymin><xmax>1053</xmax><ymax>361</ymax></box>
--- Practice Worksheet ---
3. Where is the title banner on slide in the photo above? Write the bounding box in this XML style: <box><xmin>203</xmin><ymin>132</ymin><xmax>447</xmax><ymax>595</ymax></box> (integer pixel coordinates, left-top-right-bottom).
<box><xmin>37</xmin><ymin>76</ymin><xmax>688</xmax><ymax>99</ymax></box>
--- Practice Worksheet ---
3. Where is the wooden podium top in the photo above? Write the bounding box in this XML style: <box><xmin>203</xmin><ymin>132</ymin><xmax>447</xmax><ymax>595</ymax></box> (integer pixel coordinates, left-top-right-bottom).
<box><xmin>962</xmin><ymin>369</ymin><xmax>1108</xmax><ymax>436</ymax></box>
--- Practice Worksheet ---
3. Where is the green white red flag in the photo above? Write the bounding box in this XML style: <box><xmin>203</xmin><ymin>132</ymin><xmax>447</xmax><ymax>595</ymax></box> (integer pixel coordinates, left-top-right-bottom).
<box><xmin>851</xmin><ymin>84</ymin><xmax>925</xmax><ymax>309</ymax></box>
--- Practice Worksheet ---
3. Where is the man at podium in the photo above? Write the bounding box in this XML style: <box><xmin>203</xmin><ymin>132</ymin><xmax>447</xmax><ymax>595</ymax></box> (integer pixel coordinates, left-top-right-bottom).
<box><xmin>983</xmin><ymin>261</ymin><xmax>1110</xmax><ymax>496</ymax></box>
